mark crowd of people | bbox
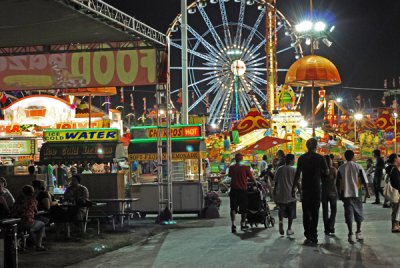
[228,138,400,245]
[0,172,90,251]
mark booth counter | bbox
[128,124,207,215]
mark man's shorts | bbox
[229,188,248,214]
[278,201,297,220]
[343,197,364,224]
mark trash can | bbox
[0,218,20,268]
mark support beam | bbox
[181,0,188,124]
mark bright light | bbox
[314,21,326,32]
[159,110,166,115]
[354,113,363,121]
[295,20,313,32]
[394,112,398,119]
[299,120,308,128]
[305,38,311,46]
[322,38,333,47]
[329,25,335,32]
[211,123,217,129]
[336,97,343,103]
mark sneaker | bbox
[279,222,284,235]
[240,224,249,231]
[371,201,381,205]
[231,225,237,233]
[348,233,355,244]
[356,232,364,241]
[383,203,391,208]
[303,239,312,245]
[36,246,46,252]
[286,229,294,236]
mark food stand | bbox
[40,128,127,206]
[128,124,207,215]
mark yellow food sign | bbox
[43,128,119,142]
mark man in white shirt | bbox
[337,150,370,243]
[258,155,268,178]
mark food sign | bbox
[0,48,156,90]
[43,128,119,142]
[0,140,35,155]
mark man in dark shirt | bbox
[372,149,386,206]
[228,153,256,233]
[292,138,329,245]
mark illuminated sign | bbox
[0,48,156,91]
[0,140,35,155]
[55,120,111,129]
[129,152,201,161]
[131,125,202,140]
[43,128,119,142]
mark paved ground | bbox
[66,195,400,268]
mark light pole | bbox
[335,97,343,127]
[354,113,363,143]
[294,18,334,137]
[394,112,398,153]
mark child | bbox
[274,154,299,236]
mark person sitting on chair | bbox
[0,177,14,218]
[11,185,46,251]
[64,175,90,221]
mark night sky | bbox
[103,0,400,117]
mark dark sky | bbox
[104,0,400,113]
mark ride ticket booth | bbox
[40,128,127,203]
[128,124,207,216]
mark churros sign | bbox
[0,48,156,90]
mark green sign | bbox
[0,140,35,155]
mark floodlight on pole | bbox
[299,120,309,128]
[314,21,326,32]
[354,113,363,143]
[336,97,343,103]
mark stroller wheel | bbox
[255,223,258,227]
[270,217,275,227]
[250,223,254,227]
[264,218,268,228]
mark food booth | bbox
[40,127,126,196]
[128,124,207,215]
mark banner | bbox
[0,140,35,155]
[43,128,119,142]
[129,152,201,161]
[131,125,202,139]
[0,49,156,90]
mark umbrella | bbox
[245,136,290,151]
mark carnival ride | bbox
[167,0,303,130]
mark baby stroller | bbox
[246,181,275,228]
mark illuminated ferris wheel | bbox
[168,0,303,130]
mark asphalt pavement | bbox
[67,195,400,268]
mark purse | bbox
[384,181,400,203]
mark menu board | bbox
[0,140,35,155]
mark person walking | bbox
[337,150,370,243]
[274,154,299,237]
[228,153,256,233]
[385,154,400,232]
[258,155,268,179]
[321,155,338,235]
[292,138,329,245]
[372,149,386,206]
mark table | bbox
[52,202,107,237]
[90,198,140,227]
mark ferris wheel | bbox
[167,0,303,130]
